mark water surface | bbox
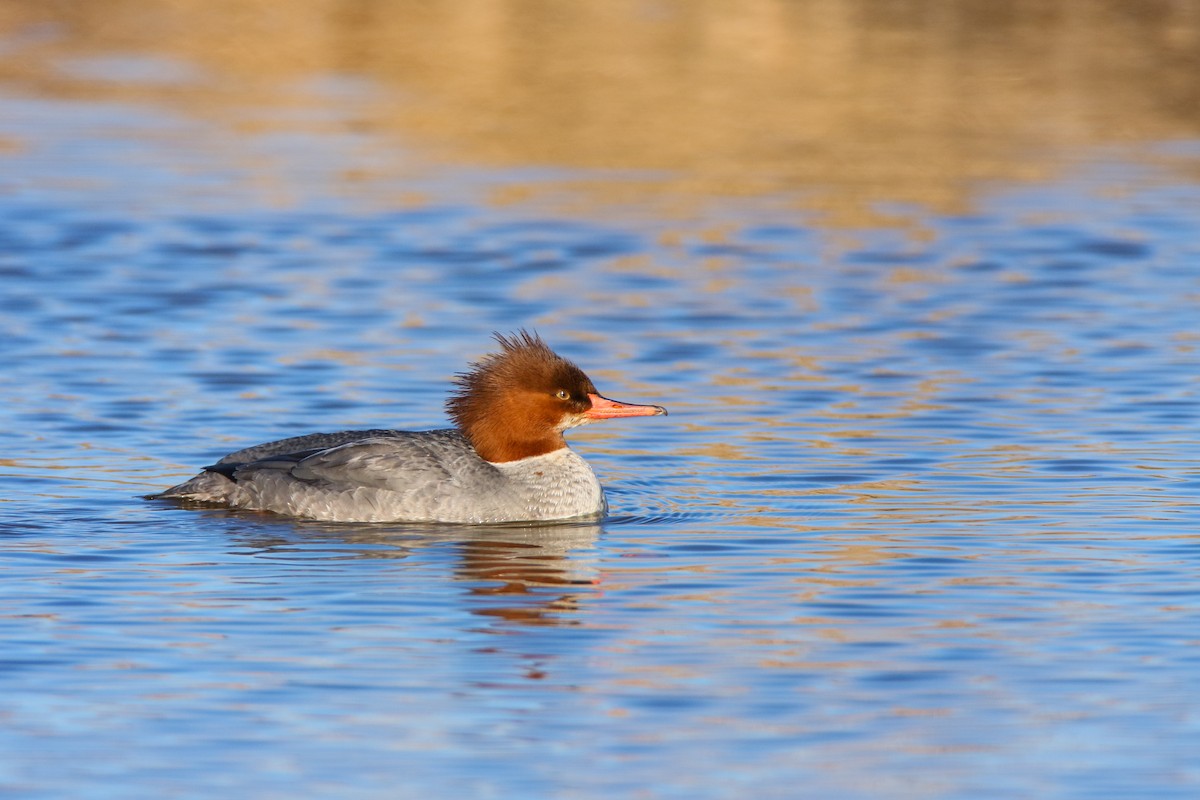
[2,3,1199,798]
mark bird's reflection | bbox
[453,523,601,625]
[212,510,603,628]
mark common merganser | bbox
[155,331,667,523]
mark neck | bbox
[465,425,567,463]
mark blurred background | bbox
[4,0,1199,219]
[2,2,1199,799]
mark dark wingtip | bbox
[203,462,239,481]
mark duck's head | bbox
[446,330,667,463]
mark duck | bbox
[155,331,667,523]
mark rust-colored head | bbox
[446,331,666,463]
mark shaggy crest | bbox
[446,331,597,461]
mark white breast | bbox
[492,447,607,521]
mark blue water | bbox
[3,92,1200,800]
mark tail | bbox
[150,469,238,503]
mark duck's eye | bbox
[555,390,570,400]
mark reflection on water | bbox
[225,517,603,627]
[1,1,1200,798]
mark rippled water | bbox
[4,11,1200,799]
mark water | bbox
[3,3,1200,798]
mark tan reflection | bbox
[453,524,601,626]
[2,0,1199,222]
[224,517,601,627]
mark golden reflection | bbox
[2,0,1198,222]
[223,518,602,627]
[453,525,601,625]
